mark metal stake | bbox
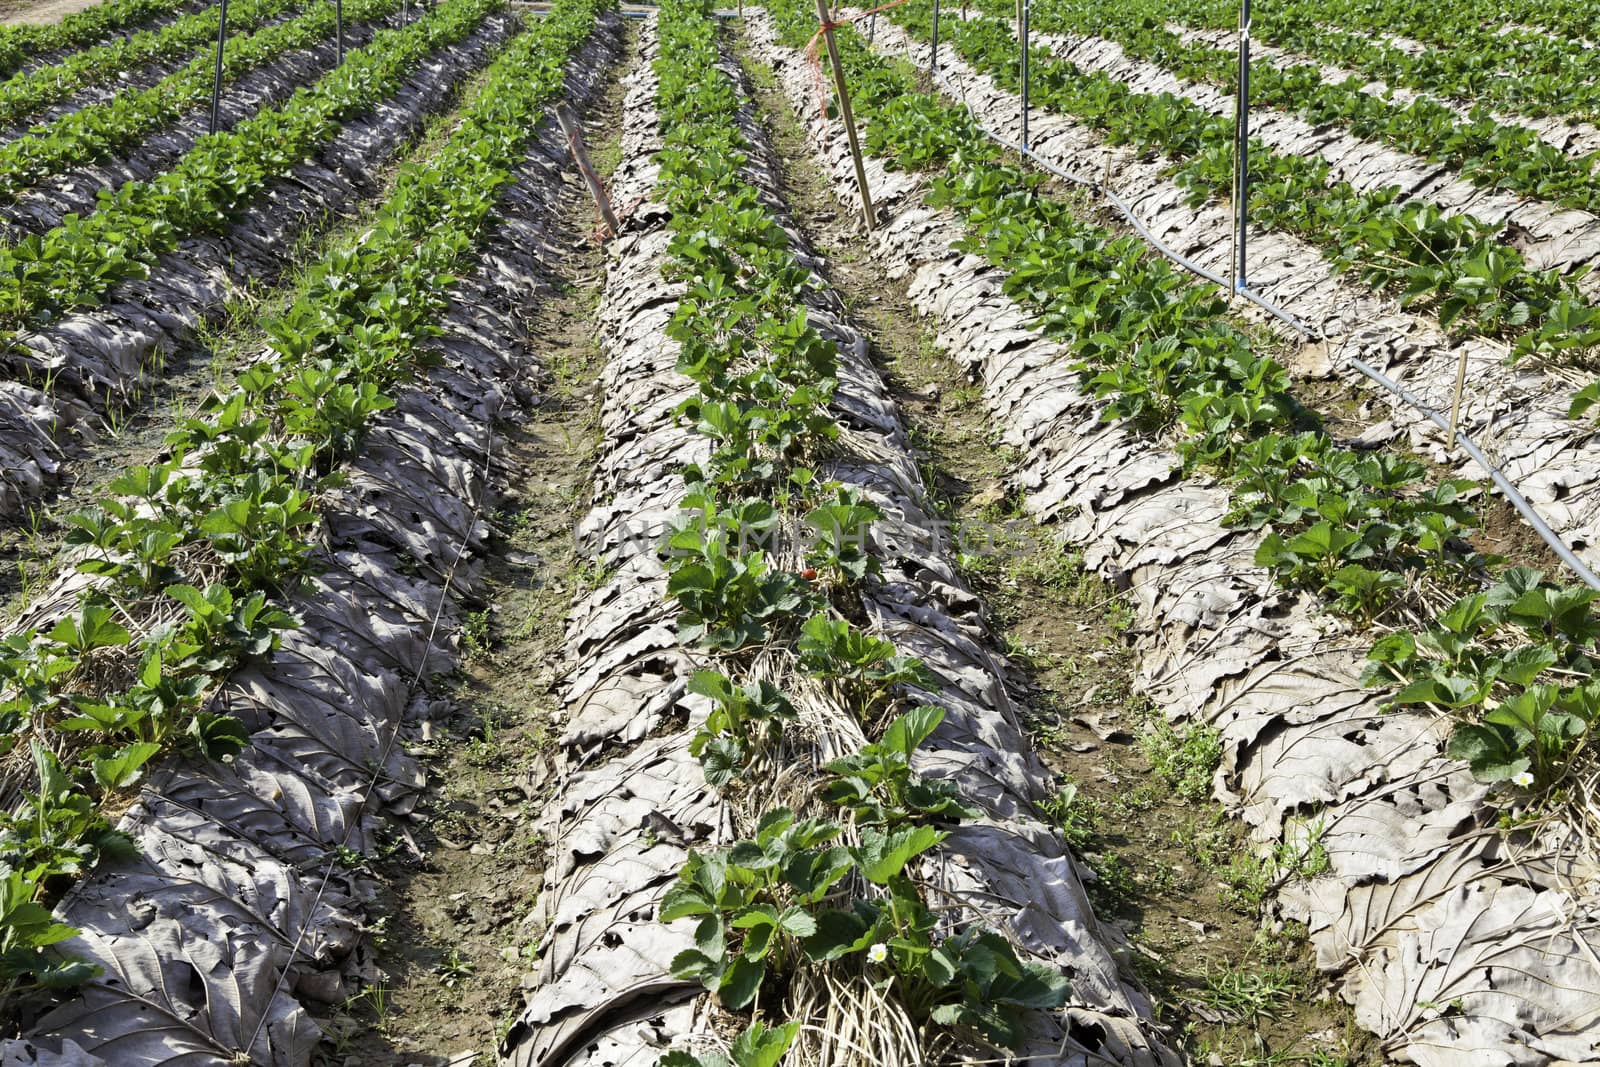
[1230,0,1250,292]
[209,0,228,134]
[1018,0,1029,152]
[930,0,939,74]
[336,0,345,63]
[815,0,876,231]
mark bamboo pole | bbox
[1447,345,1470,450]
[815,0,875,230]
[556,103,621,239]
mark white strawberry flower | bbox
[1511,770,1535,788]
[867,942,888,964]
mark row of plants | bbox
[0,0,603,1008]
[1007,0,1600,217]
[761,5,1600,799]
[0,0,195,81]
[0,0,408,207]
[647,2,1072,1062]
[0,0,296,134]
[1158,0,1600,123]
[888,7,1600,375]
[0,0,501,343]
[1290,0,1600,44]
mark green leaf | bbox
[717,955,765,1010]
[688,669,737,704]
[802,905,879,961]
[728,840,775,872]
[1392,674,1485,709]
[184,712,248,760]
[90,742,162,790]
[660,881,714,922]
[1495,645,1560,687]
[730,905,779,931]
[784,845,853,902]
[139,644,163,690]
[882,705,944,758]
[1446,723,1529,782]
[995,960,1074,1009]
[162,583,214,617]
[1253,531,1291,568]
[923,944,958,986]
[47,602,129,653]
[0,871,80,963]
[852,825,946,884]
[669,948,718,985]
[742,921,775,961]
[33,957,101,989]
[1569,379,1600,420]
[754,807,796,844]
[694,915,723,959]
[777,905,816,938]
[700,736,745,787]
[728,1020,799,1067]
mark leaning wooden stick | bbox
[556,102,621,239]
[814,0,876,231]
[1447,343,1470,451]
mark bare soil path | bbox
[316,25,631,1064]
[0,0,107,26]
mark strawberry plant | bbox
[667,533,811,651]
[688,670,797,787]
[1367,568,1600,789]
[822,706,979,827]
[796,615,936,720]
[660,1020,800,1067]
[802,488,881,584]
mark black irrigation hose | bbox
[913,36,1600,594]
